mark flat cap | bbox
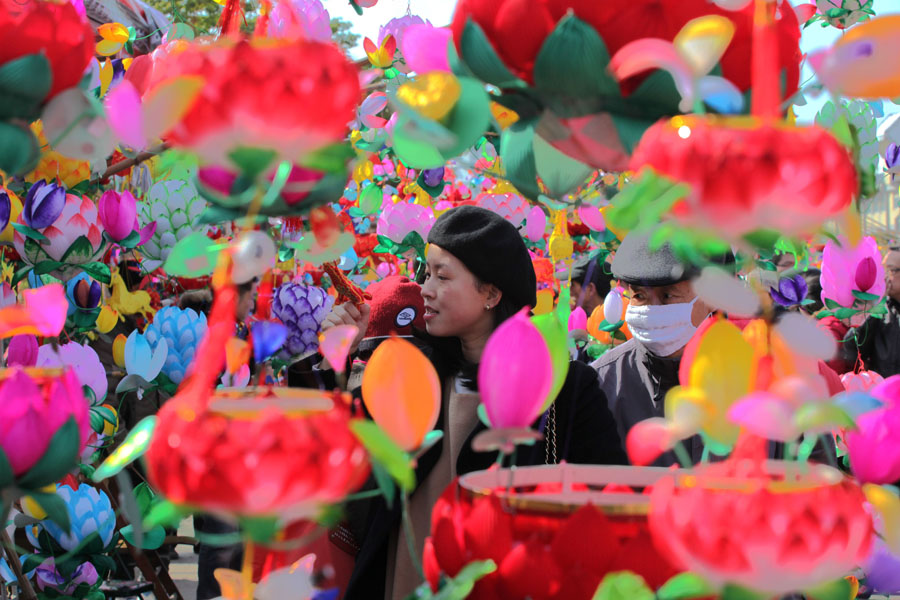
[611,231,694,287]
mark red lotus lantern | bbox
[629,115,857,238]
[145,36,360,170]
[447,0,801,192]
[424,465,680,600]
[648,438,873,595]
[0,0,94,105]
[145,386,370,519]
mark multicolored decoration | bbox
[146,387,369,519]
[271,283,334,358]
[649,440,874,596]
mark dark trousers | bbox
[195,516,243,600]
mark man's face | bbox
[570,280,601,315]
[626,280,710,327]
[884,250,900,302]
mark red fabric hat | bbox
[365,275,425,339]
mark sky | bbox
[327,0,900,124]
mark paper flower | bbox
[24,121,92,188]
[451,0,800,92]
[37,342,108,404]
[809,14,900,100]
[123,330,168,383]
[98,189,137,241]
[145,37,359,169]
[31,484,115,552]
[95,22,130,56]
[769,274,809,307]
[821,236,885,308]
[379,14,427,47]
[610,15,744,113]
[146,389,369,518]
[816,99,879,179]
[476,193,529,227]
[21,180,65,230]
[628,319,754,464]
[649,445,874,595]
[0,0,94,104]
[65,272,101,313]
[630,116,857,238]
[267,0,332,42]
[364,35,396,68]
[271,283,334,358]
[0,368,90,477]
[356,92,389,130]
[479,309,553,429]
[34,559,98,595]
[7,334,38,367]
[138,177,210,271]
[845,376,900,484]
[143,307,208,384]
[376,201,435,244]
[399,24,451,74]
[13,192,107,267]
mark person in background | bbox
[307,206,626,599]
[570,252,614,318]
[592,231,714,466]
[840,246,900,377]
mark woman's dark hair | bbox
[179,289,213,316]
[236,278,258,296]
[118,259,143,291]
[801,268,824,315]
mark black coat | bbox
[841,298,900,377]
[288,357,626,599]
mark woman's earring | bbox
[485,304,491,310]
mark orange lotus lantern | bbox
[648,438,874,596]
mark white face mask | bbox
[625,297,700,357]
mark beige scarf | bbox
[384,378,481,599]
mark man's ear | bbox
[585,282,598,300]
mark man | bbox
[570,252,614,317]
[592,232,713,465]
[841,246,900,377]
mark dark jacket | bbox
[593,338,837,467]
[289,356,626,599]
[840,298,900,377]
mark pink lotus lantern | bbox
[0,367,91,482]
[476,193,528,227]
[375,201,435,244]
[845,376,900,484]
[821,235,885,308]
[13,191,107,274]
[478,308,552,429]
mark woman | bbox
[304,206,626,599]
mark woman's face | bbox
[421,245,497,339]
[236,282,257,322]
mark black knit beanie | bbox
[427,205,537,309]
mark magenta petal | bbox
[137,221,157,246]
[7,334,38,367]
[855,256,878,293]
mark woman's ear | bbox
[485,284,502,306]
